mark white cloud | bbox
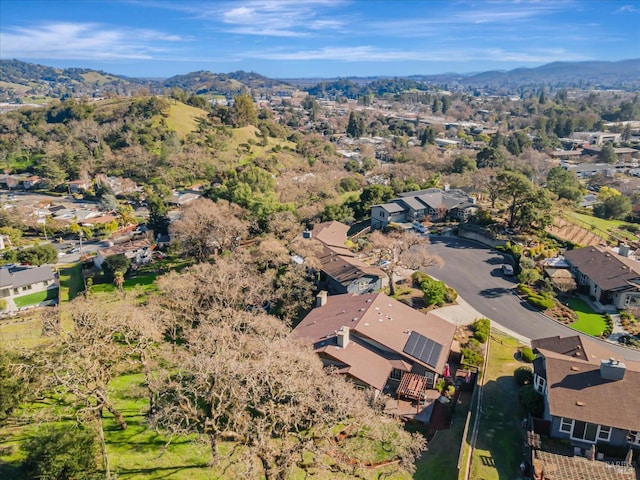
[214,0,346,37]
[240,45,591,63]
[0,22,187,60]
[613,5,640,14]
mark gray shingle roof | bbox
[0,265,55,289]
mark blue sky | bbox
[1,0,638,79]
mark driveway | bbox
[424,236,640,362]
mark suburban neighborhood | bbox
[1,2,640,478]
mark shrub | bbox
[461,347,483,366]
[471,318,491,344]
[518,284,534,296]
[411,271,429,287]
[527,294,554,310]
[421,277,447,307]
[514,366,533,386]
[519,384,544,417]
[520,346,536,363]
[22,425,100,480]
[444,286,458,303]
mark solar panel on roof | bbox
[403,331,443,368]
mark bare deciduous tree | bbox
[151,310,425,480]
[170,198,250,261]
[366,230,442,295]
[34,296,161,479]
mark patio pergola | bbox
[396,372,428,401]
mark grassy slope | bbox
[567,298,608,336]
[470,332,526,480]
[569,211,638,243]
[164,102,208,139]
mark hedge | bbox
[527,294,554,310]
[471,318,491,344]
[520,347,536,363]
[514,366,533,386]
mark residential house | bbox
[0,265,57,302]
[291,291,456,396]
[94,239,153,269]
[531,335,640,451]
[22,175,40,190]
[168,190,201,207]
[571,132,621,146]
[564,246,640,309]
[371,188,478,230]
[309,221,385,294]
[66,179,91,194]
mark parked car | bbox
[412,221,428,234]
[501,264,514,276]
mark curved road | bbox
[424,236,640,362]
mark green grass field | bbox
[567,298,608,336]
[414,392,471,479]
[59,264,85,302]
[91,273,158,294]
[13,287,58,308]
[0,370,413,480]
[470,332,526,480]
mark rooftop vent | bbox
[600,358,626,381]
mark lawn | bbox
[58,264,84,302]
[13,287,58,308]
[566,297,608,336]
[470,331,526,480]
[0,312,47,348]
[570,212,638,243]
[91,273,158,294]
[1,370,412,480]
[414,391,471,479]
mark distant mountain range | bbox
[1,58,638,102]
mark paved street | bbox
[424,235,640,362]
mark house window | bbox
[571,420,599,443]
[358,280,368,291]
[534,375,546,394]
[559,417,572,433]
[380,211,385,218]
[13,288,19,295]
[598,426,612,442]
[424,372,435,389]
[629,431,640,446]
[389,369,403,382]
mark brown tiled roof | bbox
[291,293,456,389]
[97,238,152,257]
[318,246,384,284]
[564,246,640,291]
[311,221,350,248]
[533,335,640,431]
[312,221,385,286]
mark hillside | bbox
[164,102,209,139]
[3,58,640,104]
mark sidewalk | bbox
[434,295,531,345]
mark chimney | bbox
[337,326,350,348]
[600,358,626,381]
[316,290,328,307]
[618,244,631,257]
